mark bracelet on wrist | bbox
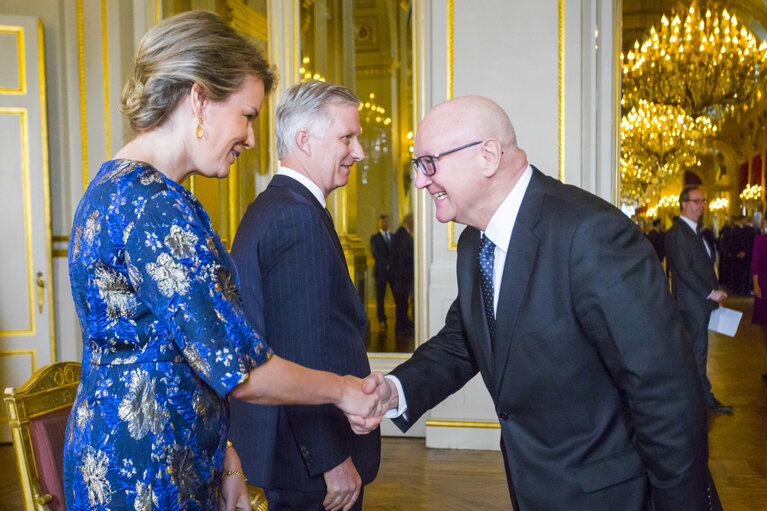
[226,440,233,449]
[222,469,247,484]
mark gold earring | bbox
[195,117,204,139]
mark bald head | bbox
[412,95,528,230]
[417,95,518,153]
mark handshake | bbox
[338,372,400,435]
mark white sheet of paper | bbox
[708,307,743,337]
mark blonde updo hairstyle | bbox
[121,10,276,133]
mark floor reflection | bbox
[364,303,415,353]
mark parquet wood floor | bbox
[1,297,765,510]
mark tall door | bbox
[0,15,54,442]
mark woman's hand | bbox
[219,446,250,511]
[337,375,386,428]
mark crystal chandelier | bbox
[622,3,767,125]
[621,100,714,205]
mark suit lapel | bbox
[491,170,544,398]
[270,175,346,261]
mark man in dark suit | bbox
[353,96,717,510]
[370,214,393,328]
[229,80,380,511]
[391,213,414,335]
[646,218,665,263]
[665,186,731,414]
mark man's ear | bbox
[190,83,207,119]
[480,138,503,177]
[295,128,312,157]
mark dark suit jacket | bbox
[391,168,709,511]
[228,174,380,491]
[665,218,719,321]
[370,231,392,279]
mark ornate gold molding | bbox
[558,0,565,182]
[426,419,500,429]
[101,0,110,159]
[0,108,35,338]
[0,25,26,94]
[76,0,88,192]
[38,19,56,363]
[613,0,621,205]
[0,349,37,375]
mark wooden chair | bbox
[4,362,81,511]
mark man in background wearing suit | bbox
[229,80,380,511]
[391,213,414,336]
[370,214,394,328]
[665,186,731,414]
[353,96,717,510]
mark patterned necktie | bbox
[478,234,496,339]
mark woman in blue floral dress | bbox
[64,11,382,511]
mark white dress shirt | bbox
[679,214,711,258]
[384,165,534,418]
[277,166,326,207]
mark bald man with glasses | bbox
[354,96,720,511]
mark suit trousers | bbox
[265,486,364,511]
[678,309,715,405]
[374,275,393,323]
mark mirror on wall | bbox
[300,0,415,353]
[161,0,271,249]
[160,0,416,353]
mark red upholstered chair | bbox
[4,362,81,511]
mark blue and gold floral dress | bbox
[63,159,272,510]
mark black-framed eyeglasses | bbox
[411,140,483,177]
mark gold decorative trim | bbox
[446,2,457,250]
[414,0,426,348]
[0,349,37,374]
[426,419,500,429]
[292,0,299,86]
[155,0,161,24]
[52,235,69,242]
[368,354,412,359]
[0,108,35,338]
[76,0,88,192]
[613,0,621,206]
[227,0,268,39]
[0,25,26,95]
[446,0,453,100]
[101,0,110,159]
[558,0,564,182]
[38,20,56,363]
[52,249,68,258]
[284,2,291,84]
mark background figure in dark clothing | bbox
[391,213,414,336]
[666,186,731,414]
[371,214,394,328]
[718,220,735,290]
[646,218,665,263]
[752,218,767,380]
[733,216,757,295]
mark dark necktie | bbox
[478,234,496,339]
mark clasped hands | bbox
[339,372,398,435]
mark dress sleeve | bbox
[115,174,272,398]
